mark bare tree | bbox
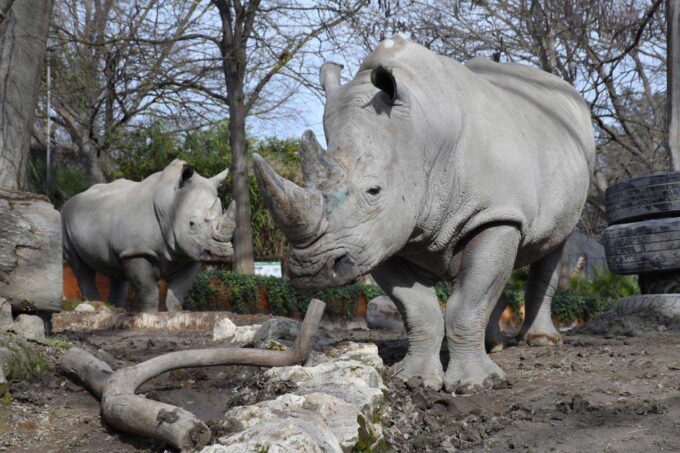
[207,0,368,274]
[44,0,221,182]
[0,0,54,189]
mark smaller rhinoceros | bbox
[62,160,235,312]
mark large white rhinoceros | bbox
[253,36,595,393]
[62,160,235,312]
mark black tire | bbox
[616,294,680,319]
[604,218,680,274]
[639,272,680,294]
[606,172,680,225]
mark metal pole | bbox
[668,0,680,171]
[46,50,51,192]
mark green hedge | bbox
[185,267,638,323]
[185,269,384,319]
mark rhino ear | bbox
[320,62,343,96]
[178,164,194,189]
[210,168,229,189]
[371,65,397,103]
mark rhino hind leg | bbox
[444,225,520,394]
[123,257,160,312]
[67,251,100,301]
[165,262,201,312]
[517,243,564,346]
[108,279,129,307]
[371,257,445,390]
[485,293,509,353]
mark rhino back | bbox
[457,57,594,257]
[62,177,163,276]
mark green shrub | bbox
[28,158,94,209]
[185,270,386,319]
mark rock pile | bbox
[201,341,387,452]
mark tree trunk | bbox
[0,189,62,313]
[228,82,255,274]
[668,0,680,171]
[0,0,54,190]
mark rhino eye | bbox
[366,186,382,196]
[189,221,195,228]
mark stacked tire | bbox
[603,172,680,318]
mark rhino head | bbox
[254,42,431,288]
[156,160,236,263]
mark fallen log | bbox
[60,299,326,451]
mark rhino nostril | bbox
[332,253,352,276]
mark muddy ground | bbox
[1,311,679,453]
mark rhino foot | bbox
[522,332,563,346]
[444,354,510,394]
[389,353,444,390]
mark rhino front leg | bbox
[517,243,564,346]
[165,262,202,312]
[444,224,520,394]
[123,257,160,312]
[371,257,445,389]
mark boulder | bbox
[212,317,237,341]
[0,298,12,332]
[0,190,62,313]
[324,341,384,370]
[254,318,301,342]
[219,392,363,453]
[366,296,404,331]
[11,314,45,342]
[209,418,342,453]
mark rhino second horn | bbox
[253,153,326,247]
[212,201,236,242]
[320,62,343,96]
[300,130,337,188]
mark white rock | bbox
[326,342,384,370]
[232,325,260,345]
[221,392,362,452]
[0,298,12,332]
[75,302,96,313]
[214,418,342,453]
[213,318,261,345]
[11,314,45,342]
[367,296,404,332]
[213,317,237,341]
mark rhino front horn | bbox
[252,153,327,247]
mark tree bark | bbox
[668,0,680,171]
[0,189,62,313]
[60,299,326,451]
[229,82,255,274]
[0,0,54,190]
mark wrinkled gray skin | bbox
[62,160,235,312]
[254,37,595,393]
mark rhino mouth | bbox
[200,241,233,263]
[287,243,372,289]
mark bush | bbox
[185,270,386,319]
[28,158,94,209]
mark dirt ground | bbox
[1,312,679,453]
